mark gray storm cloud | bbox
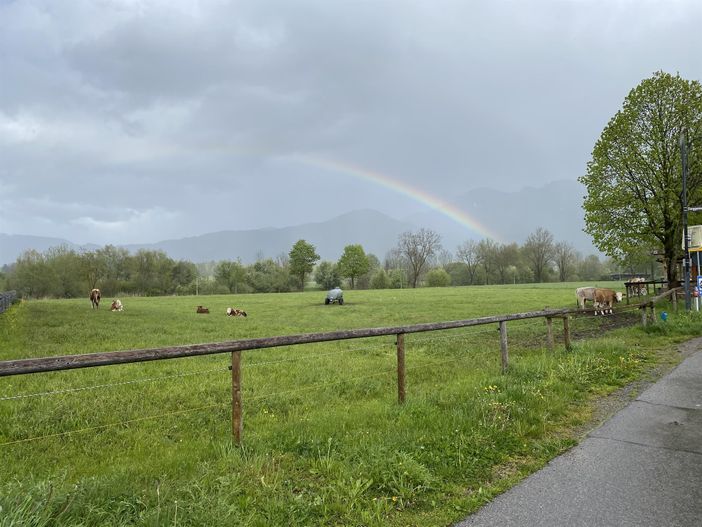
[1,0,700,244]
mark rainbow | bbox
[289,155,504,242]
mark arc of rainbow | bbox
[288,155,503,242]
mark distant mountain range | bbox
[0,180,598,266]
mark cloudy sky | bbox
[1,0,701,245]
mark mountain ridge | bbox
[0,181,598,266]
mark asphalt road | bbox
[456,345,702,527]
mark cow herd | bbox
[90,289,124,311]
[575,286,623,315]
[91,285,624,318]
[90,289,247,317]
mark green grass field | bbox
[0,283,698,526]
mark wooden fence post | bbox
[562,316,572,351]
[231,351,243,445]
[396,333,406,404]
[641,306,647,327]
[673,291,678,313]
[650,303,656,324]
[499,321,509,374]
[545,317,554,351]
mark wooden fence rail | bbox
[0,288,680,444]
[0,308,575,377]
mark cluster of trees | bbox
[1,246,199,299]
[1,226,642,300]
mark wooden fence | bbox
[0,289,677,444]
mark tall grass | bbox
[0,284,697,526]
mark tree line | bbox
[0,226,654,300]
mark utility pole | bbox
[681,130,692,311]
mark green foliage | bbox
[0,284,690,526]
[442,262,470,286]
[425,268,451,287]
[314,261,341,290]
[579,71,702,284]
[289,240,320,291]
[387,269,407,289]
[214,260,246,293]
[337,244,370,289]
[245,259,293,293]
[370,269,391,289]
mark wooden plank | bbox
[396,333,406,404]
[231,351,242,445]
[562,316,571,351]
[546,317,554,351]
[499,321,508,374]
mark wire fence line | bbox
[0,353,475,448]
[0,291,17,315]
[0,365,231,401]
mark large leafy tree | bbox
[580,71,702,286]
[337,244,370,289]
[288,239,320,291]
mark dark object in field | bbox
[90,288,101,309]
[325,287,344,305]
[196,306,210,314]
[226,307,247,317]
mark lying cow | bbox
[196,306,210,314]
[226,307,247,317]
[575,287,596,309]
[110,299,123,311]
[90,288,101,309]
[593,288,623,315]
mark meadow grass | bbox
[0,283,699,526]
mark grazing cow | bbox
[90,288,101,309]
[575,287,597,309]
[226,307,247,317]
[593,288,623,315]
[196,306,210,314]
[110,299,123,312]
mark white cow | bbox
[576,287,597,309]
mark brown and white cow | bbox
[226,307,247,317]
[593,288,623,315]
[90,288,101,309]
[110,299,123,311]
